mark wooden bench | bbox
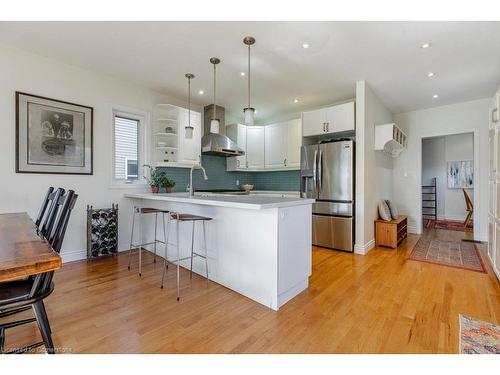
[375,215,408,249]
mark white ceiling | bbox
[1,21,499,123]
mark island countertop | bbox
[125,192,314,210]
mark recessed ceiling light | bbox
[198,90,204,95]
[427,72,435,78]
[433,94,439,98]
[240,72,245,76]
[421,42,431,49]
[302,42,310,49]
[294,98,299,103]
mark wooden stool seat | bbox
[140,207,170,214]
[172,213,212,221]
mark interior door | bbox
[265,123,287,169]
[318,141,353,201]
[286,119,302,168]
[246,126,265,169]
[302,109,326,136]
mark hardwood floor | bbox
[2,228,499,353]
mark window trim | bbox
[109,105,150,188]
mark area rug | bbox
[459,315,500,354]
[425,219,472,232]
[408,238,486,273]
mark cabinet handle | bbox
[323,123,326,132]
[493,108,498,123]
[284,158,287,167]
[237,159,240,168]
[327,122,330,132]
[246,161,249,168]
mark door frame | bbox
[416,129,479,239]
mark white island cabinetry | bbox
[125,193,313,310]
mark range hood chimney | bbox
[201,104,244,157]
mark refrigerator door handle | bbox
[313,149,318,188]
[318,149,323,193]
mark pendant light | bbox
[243,36,256,126]
[184,73,195,139]
[210,57,221,134]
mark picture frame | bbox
[16,91,93,175]
[447,160,474,189]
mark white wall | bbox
[0,43,197,262]
[393,98,490,240]
[355,81,394,254]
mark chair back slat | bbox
[49,191,78,253]
[40,188,65,240]
[31,189,78,297]
[35,187,54,232]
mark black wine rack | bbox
[87,204,118,259]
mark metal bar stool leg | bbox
[203,220,209,286]
[190,220,195,279]
[128,208,136,271]
[161,213,171,289]
[153,212,158,263]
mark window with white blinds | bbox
[113,114,140,181]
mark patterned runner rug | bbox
[408,238,486,273]
[459,315,500,354]
[425,219,472,232]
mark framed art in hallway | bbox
[16,91,93,174]
[447,160,473,189]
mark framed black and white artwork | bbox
[16,92,93,174]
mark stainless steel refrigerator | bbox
[300,140,354,252]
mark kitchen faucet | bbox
[189,164,208,197]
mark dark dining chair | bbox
[0,189,78,354]
[35,186,54,233]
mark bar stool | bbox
[161,212,212,300]
[128,207,170,276]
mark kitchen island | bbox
[125,192,314,310]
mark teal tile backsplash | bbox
[158,155,300,192]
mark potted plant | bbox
[163,177,176,193]
[143,164,167,193]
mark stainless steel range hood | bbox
[201,104,244,157]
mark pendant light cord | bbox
[188,76,191,127]
[213,63,217,120]
[247,44,251,109]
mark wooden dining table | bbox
[0,212,61,283]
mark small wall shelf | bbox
[374,122,407,157]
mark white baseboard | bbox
[60,249,87,263]
[354,238,375,255]
[408,225,419,234]
[486,252,500,281]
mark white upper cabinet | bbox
[265,123,287,169]
[286,118,302,168]
[226,119,302,172]
[325,102,355,133]
[246,126,265,169]
[177,109,201,165]
[302,101,355,137]
[302,109,326,136]
[226,123,247,171]
[152,104,201,168]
